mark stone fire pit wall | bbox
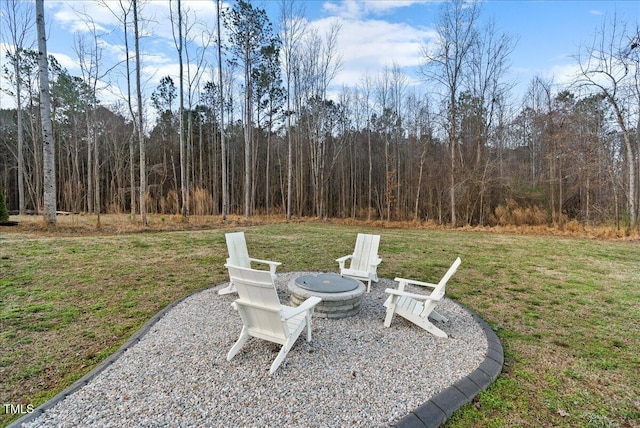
[288,275,366,319]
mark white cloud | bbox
[323,0,362,19]
[362,0,432,16]
[309,16,436,88]
[142,62,179,85]
[544,63,581,87]
[0,42,16,109]
[48,1,120,33]
[136,0,217,47]
[322,0,431,19]
[49,50,79,72]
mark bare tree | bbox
[2,0,33,215]
[390,63,407,219]
[410,93,434,220]
[104,0,137,219]
[376,66,392,220]
[358,72,374,220]
[217,0,227,220]
[279,0,306,220]
[576,13,639,228]
[12,49,43,212]
[463,17,515,224]
[72,7,109,226]
[170,1,212,217]
[36,0,56,224]
[169,0,188,219]
[467,18,515,166]
[132,0,147,225]
[421,0,480,226]
[300,22,341,217]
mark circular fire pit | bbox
[288,273,365,319]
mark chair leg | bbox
[305,314,312,342]
[270,341,293,375]
[367,278,371,293]
[227,328,249,361]
[430,310,448,323]
[383,303,396,328]
[218,282,237,295]
[422,321,448,338]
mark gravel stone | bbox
[22,272,488,427]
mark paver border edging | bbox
[7,283,502,428]
[394,304,504,428]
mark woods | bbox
[1,0,640,228]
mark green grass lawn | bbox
[1,220,639,427]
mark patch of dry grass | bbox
[6,213,638,239]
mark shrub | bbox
[490,199,549,226]
[191,187,213,216]
[0,192,9,222]
[164,190,179,215]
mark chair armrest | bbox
[249,258,282,268]
[384,288,442,302]
[371,257,382,267]
[394,277,438,289]
[283,296,322,319]
[336,254,353,270]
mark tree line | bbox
[1,0,639,229]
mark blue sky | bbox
[1,0,639,111]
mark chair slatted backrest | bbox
[351,233,380,272]
[421,257,461,316]
[226,232,251,268]
[226,264,287,342]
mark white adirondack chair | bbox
[218,231,282,295]
[336,233,382,292]
[225,264,322,375]
[383,257,461,338]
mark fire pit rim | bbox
[294,272,361,293]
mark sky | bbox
[1,0,639,113]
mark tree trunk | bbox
[610,101,637,228]
[217,0,227,221]
[94,124,100,225]
[15,59,26,215]
[367,123,372,221]
[384,130,392,221]
[244,50,252,219]
[87,113,93,213]
[199,114,203,188]
[133,0,146,225]
[266,107,273,216]
[172,0,187,219]
[4,0,31,215]
[122,2,136,220]
[286,88,292,220]
[36,0,56,225]
[415,144,427,220]
[449,97,456,227]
